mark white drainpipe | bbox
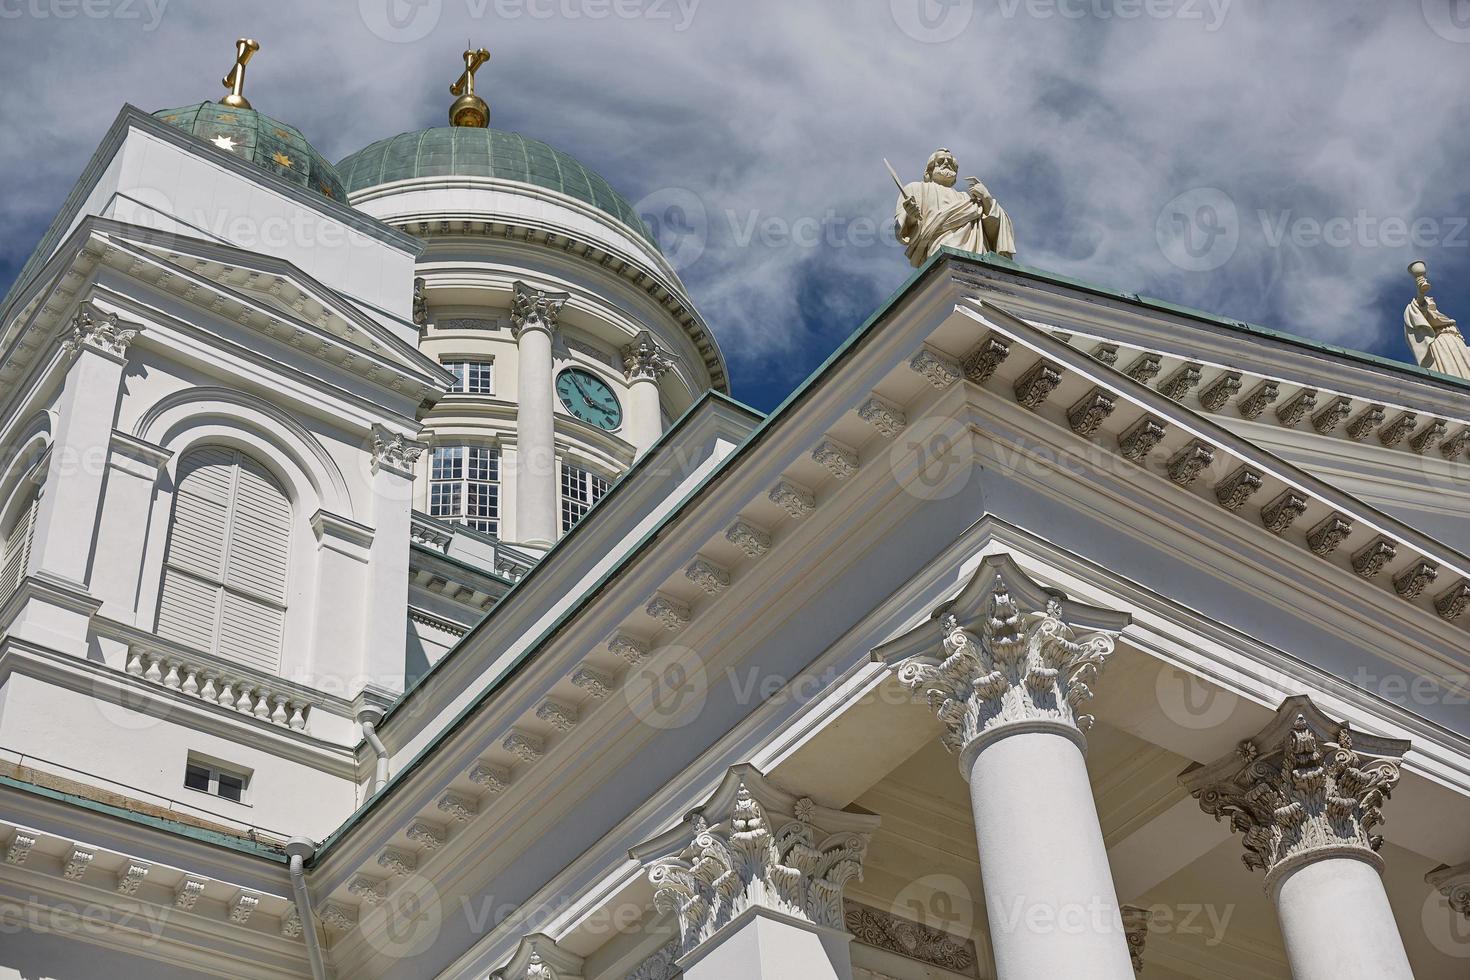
[285,838,327,980]
[358,706,389,795]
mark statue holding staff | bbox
[890,148,1016,267]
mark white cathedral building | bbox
[0,41,1468,980]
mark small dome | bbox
[153,102,347,202]
[336,127,656,250]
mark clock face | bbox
[556,367,623,431]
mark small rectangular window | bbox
[561,461,610,533]
[443,359,494,395]
[183,755,251,804]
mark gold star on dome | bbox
[211,134,237,151]
[320,186,334,199]
[272,151,294,168]
[217,112,237,123]
[273,128,292,140]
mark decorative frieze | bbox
[281,905,303,939]
[1090,342,1120,366]
[1118,416,1167,463]
[571,667,614,699]
[961,335,1010,384]
[1260,491,1308,534]
[503,731,545,764]
[319,902,357,932]
[1198,372,1242,412]
[1379,412,1417,447]
[1393,559,1437,598]
[437,791,479,822]
[348,874,388,905]
[116,862,149,895]
[811,439,859,479]
[1182,697,1407,887]
[768,480,815,519]
[61,301,142,361]
[1121,905,1154,975]
[1215,465,1263,511]
[1167,440,1215,487]
[896,573,1117,754]
[1346,404,1387,441]
[643,767,879,959]
[857,397,907,437]
[1067,388,1116,437]
[1125,352,1162,383]
[509,281,568,338]
[684,557,731,595]
[175,877,207,910]
[1351,538,1397,578]
[725,520,771,559]
[536,700,579,733]
[646,594,693,631]
[1411,419,1450,454]
[1013,360,1062,409]
[1435,581,1470,621]
[910,347,963,388]
[4,832,35,865]
[1440,427,1470,460]
[1237,380,1280,420]
[1157,362,1203,401]
[844,901,978,976]
[624,940,679,980]
[469,764,512,794]
[406,820,447,851]
[1275,388,1318,426]
[63,848,94,880]
[1311,396,1353,434]
[1306,514,1353,556]
[492,934,585,980]
[608,634,649,666]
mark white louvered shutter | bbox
[0,491,39,603]
[157,449,290,671]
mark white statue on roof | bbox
[1404,260,1470,381]
[891,148,1016,267]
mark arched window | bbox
[156,447,291,672]
[0,489,39,603]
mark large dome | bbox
[153,102,347,201]
[336,127,656,249]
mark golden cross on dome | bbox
[448,45,491,128]
[220,38,260,110]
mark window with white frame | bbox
[443,359,494,394]
[430,445,500,535]
[0,489,38,604]
[183,754,251,804]
[561,461,609,533]
[156,448,291,673]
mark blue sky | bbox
[2,0,1468,411]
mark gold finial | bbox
[449,45,491,128]
[220,38,260,110]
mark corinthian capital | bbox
[635,765,880,959]
[882,554,1125,763]
[1181,696,1409,889]
[510,281,569,339]
[61,301,142,362]
[622,330,674,381]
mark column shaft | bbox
[511,282,566,550]
[968,732,1135,980]
[625,375,663,457]
[1275,857,1414,980]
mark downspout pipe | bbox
[358,706,389,795]
[285,838,327,980]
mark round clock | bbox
[556,367,623,431]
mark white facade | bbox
[0,96,1469,980]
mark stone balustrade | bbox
[124,647,312,731]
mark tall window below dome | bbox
[156,448,291,673]
[561,461,609,533]
[430,446,499,536]
[0,489,39,604]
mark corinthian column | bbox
[621,330,673,458]
[888,555,1135,980]
[511,282,568,550]
[1181,696,1413,980]
[636,764,880,980]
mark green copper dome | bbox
[153,103,348,202]
[336,127,656,249]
